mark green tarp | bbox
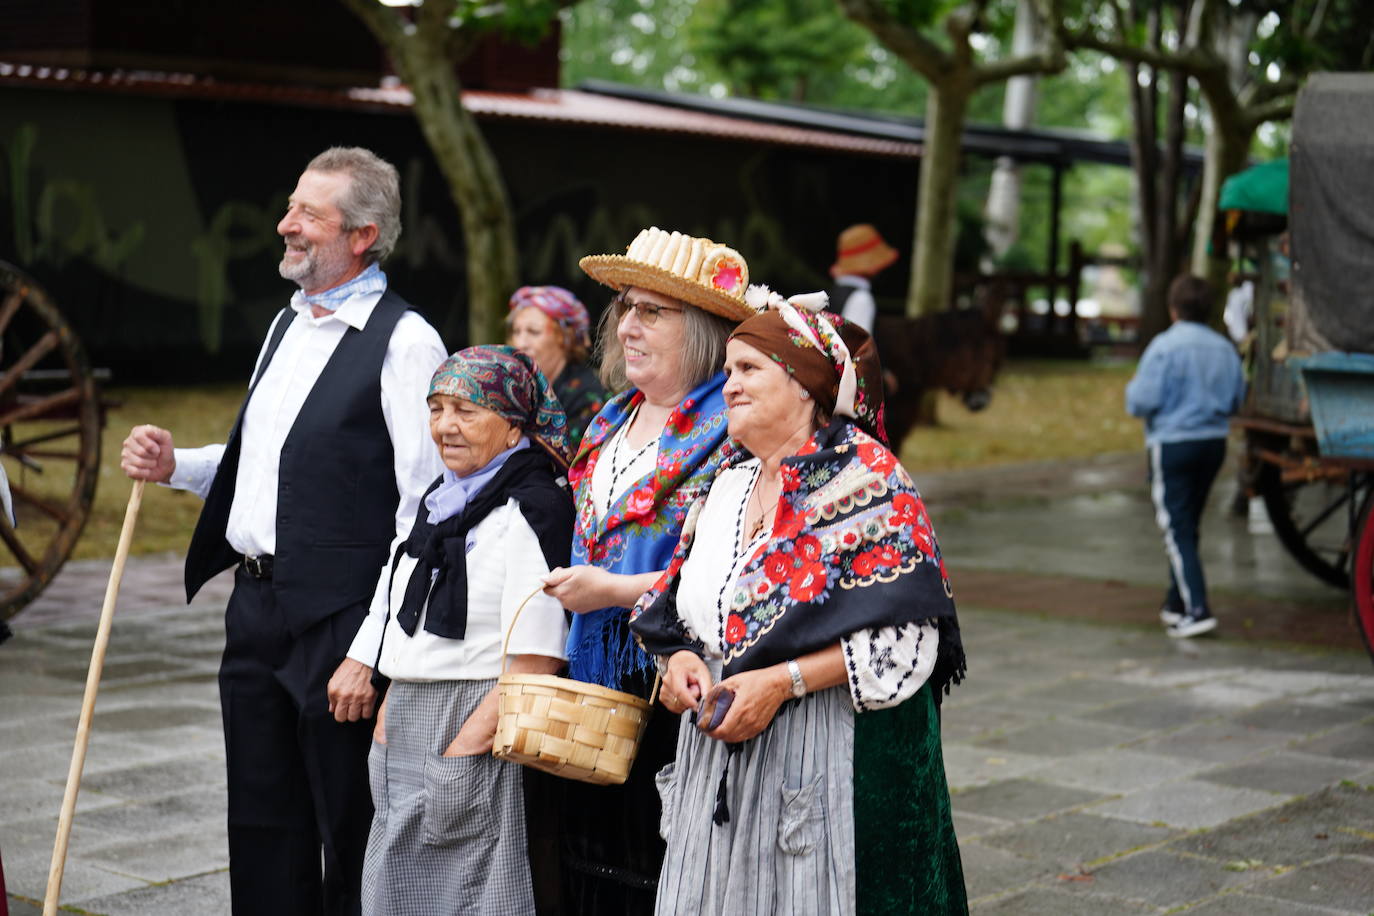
[1219,157,1288,215]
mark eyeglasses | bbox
[614,295,683,327]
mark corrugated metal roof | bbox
[0,62,919,159]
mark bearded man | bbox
[121,147,446,916]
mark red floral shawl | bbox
[630,418,965,699]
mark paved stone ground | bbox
[3,454,1373,915]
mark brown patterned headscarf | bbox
[730,287,888,443]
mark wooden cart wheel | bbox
[0,261,101,619]
[1255,462,1353,589]
[1349,493,1374,664]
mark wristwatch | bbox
[786,660,807,699]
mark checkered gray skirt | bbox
[362,678,534,916]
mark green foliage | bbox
[561,0,935,109]
[449,0,569,42]
[687,0,870,100]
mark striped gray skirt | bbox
[653,684,857,916]
[362,678,534,916]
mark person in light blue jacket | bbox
[1126,275,1246,638]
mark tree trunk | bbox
[384,35,518,346]
[908,79,973,318]
[1189,115,1253,290]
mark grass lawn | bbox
[899,358,1141,472]
[59,358,1139,561]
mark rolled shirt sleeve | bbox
[166,443,227,499]
[380,312,448,543]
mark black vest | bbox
[184,290,411,636]
[827,281,859,315]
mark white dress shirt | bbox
[347,499,569,681]
[167,287,447,557]
[835,275,876,335]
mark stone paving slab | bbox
[1242,854,1374,914]
[1025,747,1207,794]
[951,779,1108,822]
[1179,892,1364,915]
[971,885,1161,915]
[976,811,1177,869]
[1090,778,1287,830]
[1054,849,1262,910]
[1199,750,1370,796]
[1171,783,1374,864]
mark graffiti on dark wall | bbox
[1,87,916,381]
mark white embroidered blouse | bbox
[672,459,939,712]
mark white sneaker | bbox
[1167,614,1217,638]
[1159,607,1184,626]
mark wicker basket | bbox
[493,587,659,785]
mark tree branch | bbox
[835,0,953,81]
[974,48,1064,85]
[1242,96,1295,128]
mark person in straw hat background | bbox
[828,222,900,336]
[538,228,755,914]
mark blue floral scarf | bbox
[565,373,734,689]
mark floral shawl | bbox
[565,373,734,688]
[630,418,965,700]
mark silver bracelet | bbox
[786,659,807,699]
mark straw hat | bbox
[580,227,754,322]
[830,223,899,277]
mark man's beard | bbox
[279,237,353,292]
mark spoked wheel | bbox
[1256,461,1356,589]
[0,261,102,619]
[1350,493,1374,664]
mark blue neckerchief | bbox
[565,373,733,689]
[425,438,530,525]
[290,262,387,312]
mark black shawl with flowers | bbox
[630,418,965,700]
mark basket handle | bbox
[501,583,662,705]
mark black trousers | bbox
[219,568,374,916]
[1148,438,1227,615]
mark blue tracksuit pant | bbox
[1148,438,1227,616]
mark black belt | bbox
[241,554,274,579]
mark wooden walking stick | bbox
[43,480,145,916]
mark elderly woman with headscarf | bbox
[630,288,969,915]
[537,228,755,914]
[342,346,575,916]
[507,285,609,449]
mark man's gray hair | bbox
[306,147,401,264]
[595,291,734,393]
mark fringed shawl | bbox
[564,373,734,689]
[630,418,965,700]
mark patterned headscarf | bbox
[731,286,887,443]
[508,285,592,349]
[428,345,572,468]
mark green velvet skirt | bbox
[854,684,968,915]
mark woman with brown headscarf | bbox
[630,287,968,915]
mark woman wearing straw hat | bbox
[539,227,755,914]
[507,285,609,450]
[630,287,968,915]
[342,346,574,916]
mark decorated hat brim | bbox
[579,254,755,323]
[831,243,899,277]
